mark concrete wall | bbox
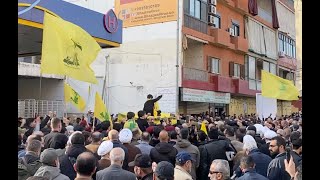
[18,77,64,101]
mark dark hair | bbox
[235,131,245,143]
[91,132,102,143]
[75,152,97,176]
[238,127,246,134]
[27,140,42,153]
[290,131,301,142]
[292,138,302,150]
[197,130,207,142]
[25,118,35,127]
[76,118,81,124]
[240,155,255,169]
[208,127,219,140]
[71,133,85,145]
[82,131,91,146]
[127,112,135,119]
[100,121,111,131]
[153,126,164,138]
[113,123,123,132]
[138,110,146,118]
[147,94,153,99]
[180,128,189,139]
[271,136,286,148]
[169,131,177,140]
[50,133,68,149]
[224,125,235,136]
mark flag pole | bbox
[64,76,68,118]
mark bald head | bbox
[108,130,119,141]
[91,132,102,143]
[159,130,169,142]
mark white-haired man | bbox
[96,147,136,180]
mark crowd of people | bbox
[17,108,302,180]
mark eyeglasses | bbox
[209,171,221,174]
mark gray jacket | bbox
[96,164,136,180]
[174,139,200,180]
[136,140,153,155]
[34,165,70,180]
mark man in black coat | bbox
[143,94,162,116]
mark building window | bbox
[234,63,240,77]
[231,22,240,36]
[279,33,296,58]
[188,0,208,21]
[208,57,220,74]
[213,15,221,28]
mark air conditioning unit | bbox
[209,0,217,6]
[278,51,285,57]
[208,15,215,25]
[209,5,217,15]
[229,28,235,36]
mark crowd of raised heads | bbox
[18,110,302,180]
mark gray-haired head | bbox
[240,156,255,170]
[210,159,230,179]
[110,147,125,166]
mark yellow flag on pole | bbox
[94,92,112,128]
[261,70,299,101]
[200,122,208,135]
[64,83,86,112]
[41,12,101,84]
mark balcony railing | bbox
[184,14,208,34]
[183,67,208,82]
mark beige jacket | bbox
[174,165,193,180]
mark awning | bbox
[18,0,123,56]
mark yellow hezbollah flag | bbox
[261,70,299,100]
[154,101,160,117]
[94,93,112,128]
[64,83,86,112]
[41,12,101,84]
[200,122,208,135]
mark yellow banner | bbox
[261,70,299,101]
[115,0,177,27]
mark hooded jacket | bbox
[34,165,70,180]
[150,142,177,166]
[174,139,200,180]
[59,144,88,180]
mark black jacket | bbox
[198,139,236,180]
[143,95,162,116]
[150,142,177,166]
[59,144,88,180]
[267,152,291,180]
[136,118,149,132]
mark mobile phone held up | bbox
[286,147,291,162]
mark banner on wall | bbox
[256,93,277,120]
[115,0,177,27]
